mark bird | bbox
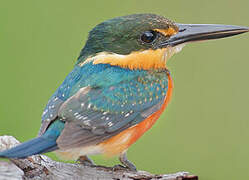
[0,14,248,171]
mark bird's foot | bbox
[76,155,95,167]
[118,152,137,171]
[112,164,129,171]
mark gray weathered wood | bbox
[0,136,198,180]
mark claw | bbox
[77,155,95,167]
[119,152,137,171]
[112,164,128,171]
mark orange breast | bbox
[99,73,173,156]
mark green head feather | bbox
[77,14,177,64]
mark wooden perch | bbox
[0,136,198,180]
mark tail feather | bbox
[0,136,58,158]
[0,119,64,158]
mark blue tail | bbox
[0,120,64,158]
[0,136,57,158]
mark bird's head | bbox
[78,14,248,70]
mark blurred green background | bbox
[0,0,248,179]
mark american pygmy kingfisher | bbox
[0,14,248,171]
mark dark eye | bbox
[140,31,157,43]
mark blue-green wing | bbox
[57,63,168,148]
[40,62,169,149]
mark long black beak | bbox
[161,24,249,47]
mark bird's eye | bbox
[140,31,157,43]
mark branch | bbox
[0,136,198,180]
